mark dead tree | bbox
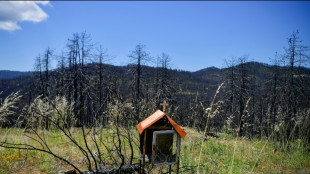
[67,33,80,125]
[56,52,66,96]
[224,57,237,115]
[128,44,149,123]
[95,45,110,125]
[249,62,257,137]
[65,32,94,126]
[237,56,249,137]
[282,30,310,140]
[267,52,280,135]
[158,53,173,108]
[42,47,53,129]
[34,54,44,96]
[42,47,52,98]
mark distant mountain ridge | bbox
[1,61,310,81]
[0,70,32,80]
[0,61,275,79]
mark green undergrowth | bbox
[181,128,310,174]
[0,127,309,173]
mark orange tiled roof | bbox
[137,110,186,138]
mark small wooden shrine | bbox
[136,101,186,173]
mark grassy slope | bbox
[0,127,309,174]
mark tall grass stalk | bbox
[229,97,250,174]
[251,131,274,172]
[285,121,298,150]
[229,140,237,174]
[197,83,223,174]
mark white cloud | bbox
[0,1,50,31]
[34,1,52,7]
[0,21,21,31]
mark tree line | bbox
[28,31,175,129]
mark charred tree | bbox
[128,44,149,123]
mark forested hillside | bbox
[1,56,310,140]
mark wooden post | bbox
[139,158,141,174]
[176,135,181,174]
[152,141,155,168]
[142,129,147,174]
[160,100,168,112]
[176,157,180,174]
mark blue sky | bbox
[0,1,310,72]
